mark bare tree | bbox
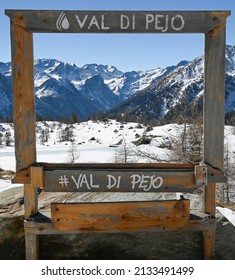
[169,111,203,164]
[39,127,50,145]
[0,132,3,146]
[58,125,74,142]
[113,136,135,163]
[132,146,161,163]
[67,142,80,163]
[4,130,13,146]
[218,141,235,204]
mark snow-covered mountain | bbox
[108,45,235,123]
[0,58,173,121]
[0,73,13,121]
[1,45,235,122]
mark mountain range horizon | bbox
[0,44,235,124]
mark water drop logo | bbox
[56,12,70,31]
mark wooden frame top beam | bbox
[5,10,230,34]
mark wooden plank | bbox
[51,200,190,232]
[44,168,195,192]
[42,162,195,170]
[5,10,230,34]
[10,22,36,173]
[24,216,216,235]
[11,163,227,184]
[204,25,226,171]
[43,163,196,193]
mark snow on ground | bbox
[0,178,22,192]
[33,120,175,164]
[217,207,235,227]
[0,146,16,171]
[0,119,174,171]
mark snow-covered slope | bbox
[0,73,13,121]
[108,45,235,122]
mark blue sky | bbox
[1,0,235,71]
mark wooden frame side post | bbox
[204,25,226,170]
[24,182,38,260]
[203,182,216,259]
[24,167,43,260]
[10,21,38,259]
[203,24,226,259]
[10,21,36,173]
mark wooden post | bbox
[204,25,226,171]
[203,182,216,259]
[203,24,226,259]
[203,230,215,260]
[205,182,216,217]
[10,21,36,174]
[10,20,37,259]
[24,182,39,260]
[25,233,39,260]
[24,183,38,219]
[23,167,43,260]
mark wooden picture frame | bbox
[5,10,231,259]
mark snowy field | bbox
[1,119,235,169]
[0,119,235,226]
[0,119,169,193]
[0,119,173,171]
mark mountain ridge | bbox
[0,45,235,123]
[107,46,235,123]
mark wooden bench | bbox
[21,163,225,259]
